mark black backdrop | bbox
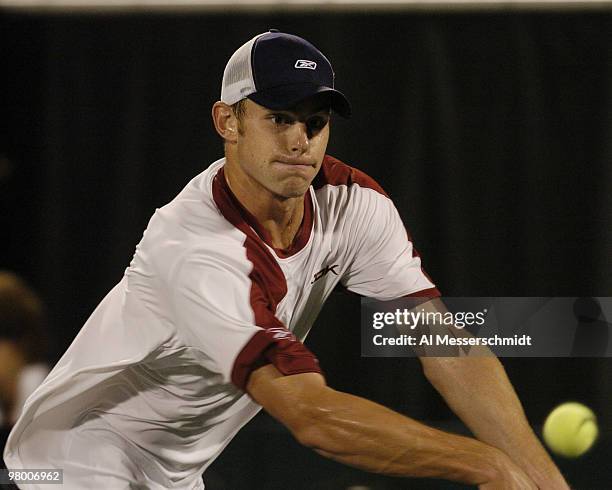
[2,9,612,489]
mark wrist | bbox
[482,447,520,483]
[455,442,512,485]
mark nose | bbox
[288,122,309,154]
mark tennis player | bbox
[4,30,568,489]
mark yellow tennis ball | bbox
[543,402,598,458]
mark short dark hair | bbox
[224,99,248,142]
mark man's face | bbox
[232,96,331,199]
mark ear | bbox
[212,101,239,144]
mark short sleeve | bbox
[170,247,322,391]
[341,189,441,300]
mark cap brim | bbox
[248,84,351,118]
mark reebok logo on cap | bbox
[295,59,317,70]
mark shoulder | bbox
[312,155,396,222]
[130,160,250,279]
[312,154,388,198]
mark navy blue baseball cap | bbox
[220,30,351,118]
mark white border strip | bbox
[1,0,612,13]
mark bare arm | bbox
[422,355,569,489]
[419,300,569,489]
[247,364,536,488]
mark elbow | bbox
[292,419,342,456]
[285,392,336,452]
[293,423,324,450]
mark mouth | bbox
[274,159,316,168]
[273,160,316,175]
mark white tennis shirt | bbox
[4,155,439,489]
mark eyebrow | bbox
[267,109,331,118]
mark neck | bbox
[224,161,305,250]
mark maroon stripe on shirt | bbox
[212,166,322,391]
[214,167,313,258]
[406,287,441,298]
[313,154,389,196]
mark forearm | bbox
[248,365,533,487]
[422,356,568,488]
[289,387,508,484]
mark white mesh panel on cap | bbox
[221,32,266,105]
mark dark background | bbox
[1,8,611,489]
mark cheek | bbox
[237,133,278,178]
[243,128,277,158]
[312,128,330,155]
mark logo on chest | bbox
[311,264,340,284]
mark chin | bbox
[275,183,310,199]
[279,188,308,199]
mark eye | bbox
[307,115,329,133]
[271,114,292,125]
